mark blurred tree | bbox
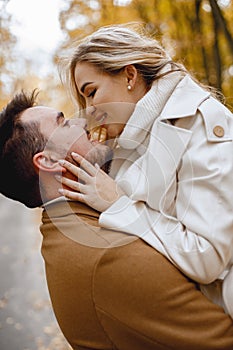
[0,0,16,108]
[1,0,232,111]
[0,0,74,116]
[58,0,233,109]
[59,0,138,40]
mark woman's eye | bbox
[87,89,96,98]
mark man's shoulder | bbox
[41,200,137,248]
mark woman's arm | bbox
[57,148,232,285]
[99,111,233,284]
[58,110,233,285]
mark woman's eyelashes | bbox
[87,89,96,98]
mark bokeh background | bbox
[0,0,233,349]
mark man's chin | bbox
[86,144,113,174]
[101,158,112,174]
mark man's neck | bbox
[42,195,67,207]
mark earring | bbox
[127,85,132,91]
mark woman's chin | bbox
[106,123,125,139]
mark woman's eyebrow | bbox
[81,82,93,94]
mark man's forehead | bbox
[21,106,58,123]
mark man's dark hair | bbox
[0,90,48,208]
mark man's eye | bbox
[87,89,96,98]
[63,120,70,127]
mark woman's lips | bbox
[95,112,107,124]
[89,126,107,142]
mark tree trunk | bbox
[195,0,210,83]
[209,0,233,54]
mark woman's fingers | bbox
[55,175,85,192]
[56,155,124,212]
[58,159,94,183]
[71,152,97,177]
[58,159,79,177]
[58,188,86,202]
[58,154,98,180]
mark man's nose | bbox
[70,117,87,128]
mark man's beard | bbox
[65,144,113,174]
[85,144,113,174]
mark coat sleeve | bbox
[100,99,233,284]
[93,239,233,350]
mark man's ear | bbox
[124,65,138,88]
[33,152,62,173]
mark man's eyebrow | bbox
[56,112,64,125]
[80,82,93,94]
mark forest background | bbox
[1,0,233,116]
[0,1,233,349]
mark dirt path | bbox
[0,195,71,350]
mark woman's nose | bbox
[86,105,96,117]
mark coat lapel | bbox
[145,76,209,210]
[146,120,192,210]
[160,75,210,120]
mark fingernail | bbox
[71,152,79,157]
[95,163,100,169]
[58,160,65,165]
[58,189,64,195]
[54,175,61,181]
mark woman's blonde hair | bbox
[60,23,186,109]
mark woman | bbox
[58,24,233,319]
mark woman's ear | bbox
[33,152,63,173]
[124,65,138,89]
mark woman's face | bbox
[74,62,147,139]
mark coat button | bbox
[213,125,224,137]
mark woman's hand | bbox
[56,152,125,212]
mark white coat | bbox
[99,75,233,318]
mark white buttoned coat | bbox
[99,75,233,318]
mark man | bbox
[0,90,233,350]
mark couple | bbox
[1,23,233,349]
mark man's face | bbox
[21,106,112,168]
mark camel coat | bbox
[40,200,233,350]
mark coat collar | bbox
[160,75,210,120]
[118,71,183,149]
